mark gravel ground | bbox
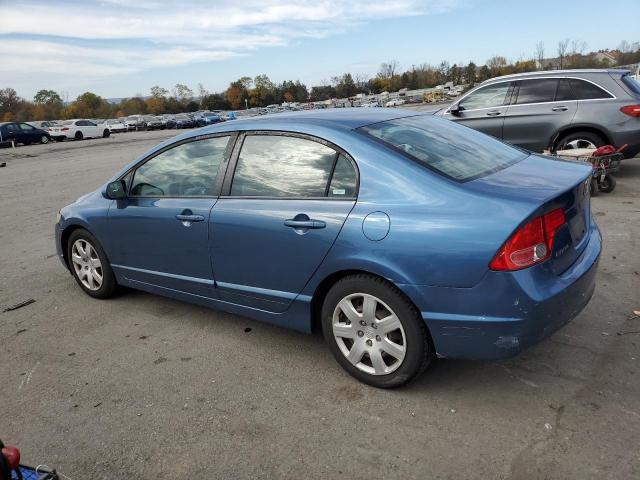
[0,129,639,479]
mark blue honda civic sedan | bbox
[55,109,601,387]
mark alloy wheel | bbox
[562,138,597,150]
[332,293,406,375]
[71,239,103,291]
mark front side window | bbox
[130,136,230,197]
[458,83,511,110]
[515,79,559,104]
[231,135,343,197]
[359,115,527,182]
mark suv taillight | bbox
[620,105,640,117]
[489,208,566,271]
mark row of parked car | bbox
[0,111,227,146]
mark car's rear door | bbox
[209,132,358,312]
[442,81,513,139]
[502,78,578,152]
[106,134,234,297]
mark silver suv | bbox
[437,69,640,157]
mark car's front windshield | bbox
[358,115,528,182]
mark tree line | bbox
[1,40,638,122]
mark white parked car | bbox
[385,98,406,107]
[101,119,127,133]
[49,119,110,141]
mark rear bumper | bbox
[608,130,640,158]
[400,222,601,360]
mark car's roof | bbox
[480,68,630,85]
[201,108,425,132]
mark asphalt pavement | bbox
[0,129,639,479]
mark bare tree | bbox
[535,41,545,70]
[618,40,634,65]
[378,60,400,79]
[197,83,208,107]
[569,39,587,66]
[557,39,570,68]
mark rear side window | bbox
[359,115,527,182]
[328,154,357,197]
[569,79,613,100]
[130,136,229,197]
[621,74,640,95]
[515,79,559,104]
[231,135,355,198]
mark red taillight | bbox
[490,208,566,271]
[61,127,69,131]
[620,105,640,117]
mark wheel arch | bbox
[309,269,429,337]
[551,124,612,150]
[60,223,94,270]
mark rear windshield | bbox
[621,74,640,95]
[358,115,527,181]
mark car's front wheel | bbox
[67,229,116,299]
[321,274,433,388]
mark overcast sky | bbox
[0,0,638,99]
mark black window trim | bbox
[509,76,615,106]
[220,130,360,201]
[120,131,238,199]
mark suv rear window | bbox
[359,116,527,182]
[621,74,640,95]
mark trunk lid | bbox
[466,154,593,274]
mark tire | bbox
[41,135,49,144]
[598,175,616,193]
[321,274,433,388]
[103,129,110,138]
[66,229,116,299]
[590,178,599,197]
[75,131,83,140]
[555,131,606,152]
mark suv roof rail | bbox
[479,68,631,85]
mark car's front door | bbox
[441,81,513,139]
[210,133,358,312]
[107,134,233,297]
[502,78,578,152]
[19,123,39,143]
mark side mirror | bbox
[105,180,126,199]
[449,104,463,116]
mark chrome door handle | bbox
[176,214,205,222]
[486,110,502,116]
[284,219,326,229]
[552,106,568,112]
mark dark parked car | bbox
[438,69,640,157]
[55,110,600,388]
[194,112,223,127]
[0,122,51,145]
[175,114,195,129]
[144,116,163,130]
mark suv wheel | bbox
[555,131,605,151]
[321,274,433,388]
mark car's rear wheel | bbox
[75,131,83,140]
[555,131,605,151]
[103,129,110,138]
[41,135,49,144]
[321,274,433,388]
[67,229,116,299]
